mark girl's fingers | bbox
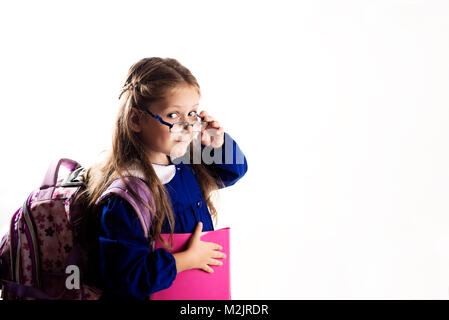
[206,242,222,251]
[199,111,214,122]
[203,116,214,123]
[199,112,211,122]
[198,111,224,147]
[191,222,203,242]
[206,117,220,128]
[203,266,214,273]
[207,242,223,250]
[208,259,223,266]
[204,121,220,133]
[208,242,226,258]
[196,222,203,234]
[212,251,227,259]
[198,111,221,131]
[201,130,211,145]
[214,126,224,135]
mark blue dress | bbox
[91,132,248,300]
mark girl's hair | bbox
[77,57,224,249]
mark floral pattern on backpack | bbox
[0,159,102,300]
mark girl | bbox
[79,57,248,300]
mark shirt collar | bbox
[126,161,176,185]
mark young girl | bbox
[80,57,248,300]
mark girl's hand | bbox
[198,110,224,148]
[185,222,226,273]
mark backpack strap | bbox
[38,158,82,201]
[95,177,155,240]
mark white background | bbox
[1,0,448,299]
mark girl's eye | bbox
[167,111,197,120]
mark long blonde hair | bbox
[77,57,223,249]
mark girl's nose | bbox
[177,123,193,135]
[185,124,193,133]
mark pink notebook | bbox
[151,227,231,300]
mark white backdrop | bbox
[1,0,448,299]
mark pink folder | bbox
[151,227,231,300]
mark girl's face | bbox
[130,85,201,165]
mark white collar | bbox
[126,162,176,185]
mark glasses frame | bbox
[134,104,210,133]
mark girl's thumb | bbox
[194,222,203,237]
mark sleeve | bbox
[201,131,248,188]
[98,196,177,300]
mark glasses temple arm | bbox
[135,104,174,128]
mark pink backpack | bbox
[0,158,155,300]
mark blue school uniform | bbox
[91,132,247,300]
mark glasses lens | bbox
[171,123,185,133]
[191,121,209,132]
[171,121,208,133]
[191,121,202,132]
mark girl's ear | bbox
[129,108,143,133]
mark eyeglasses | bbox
[134,104,210,133]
